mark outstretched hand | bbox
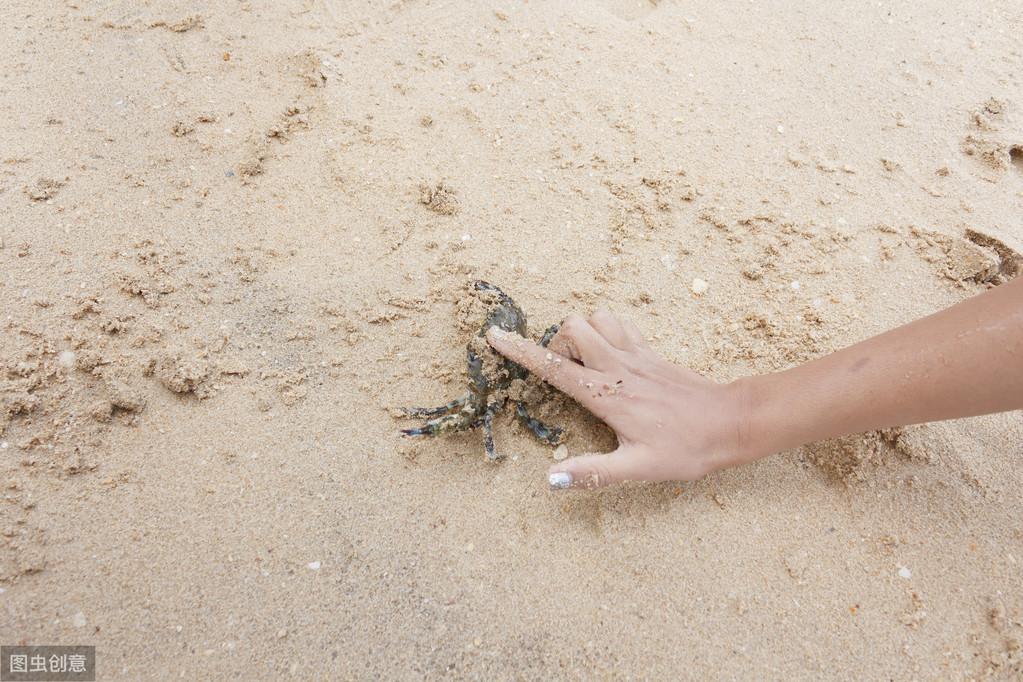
[486,309,749,490]
[488,277,1023,490]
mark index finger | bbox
[486,327,605,408]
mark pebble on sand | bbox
[58,350,76,368]
[307,561,321,570]
[72,611,87,628]
[553,444,568,461]
[690,278,709,295]
[898,566,912,580]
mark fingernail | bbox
[548,472,573,490]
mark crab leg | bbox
[401,407,476,437]
[514,402,564,445]
[401,394,469,418]
[482,401,505,461]
[539,323,560,347]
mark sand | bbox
[2,1,1022,678]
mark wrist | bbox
[723,374,780,467]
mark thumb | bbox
[547,447,645,490]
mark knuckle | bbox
[561,314,585,335]
[588,462,615,488]
[547,334,571,356]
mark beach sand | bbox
[2,1,1022,678]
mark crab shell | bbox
[465,281,528,397]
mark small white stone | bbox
[72,611,87,628]
[553,444,568,461]
[776,125,785,133]
[307,561,321,570]
[0,441,8,450]
[58,350,76,368]
[790,281,801,291]
[690,278,709,295]
[461,234,471,242]
[660,254,677,271]
[0,587,6,594]
[898,566,912,580]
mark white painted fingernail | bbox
[549,472,572,489]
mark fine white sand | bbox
[2,1,1022,678]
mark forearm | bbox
[733,276,1023,463]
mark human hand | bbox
[486,309,750,490]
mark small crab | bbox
[400,280,565,460]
